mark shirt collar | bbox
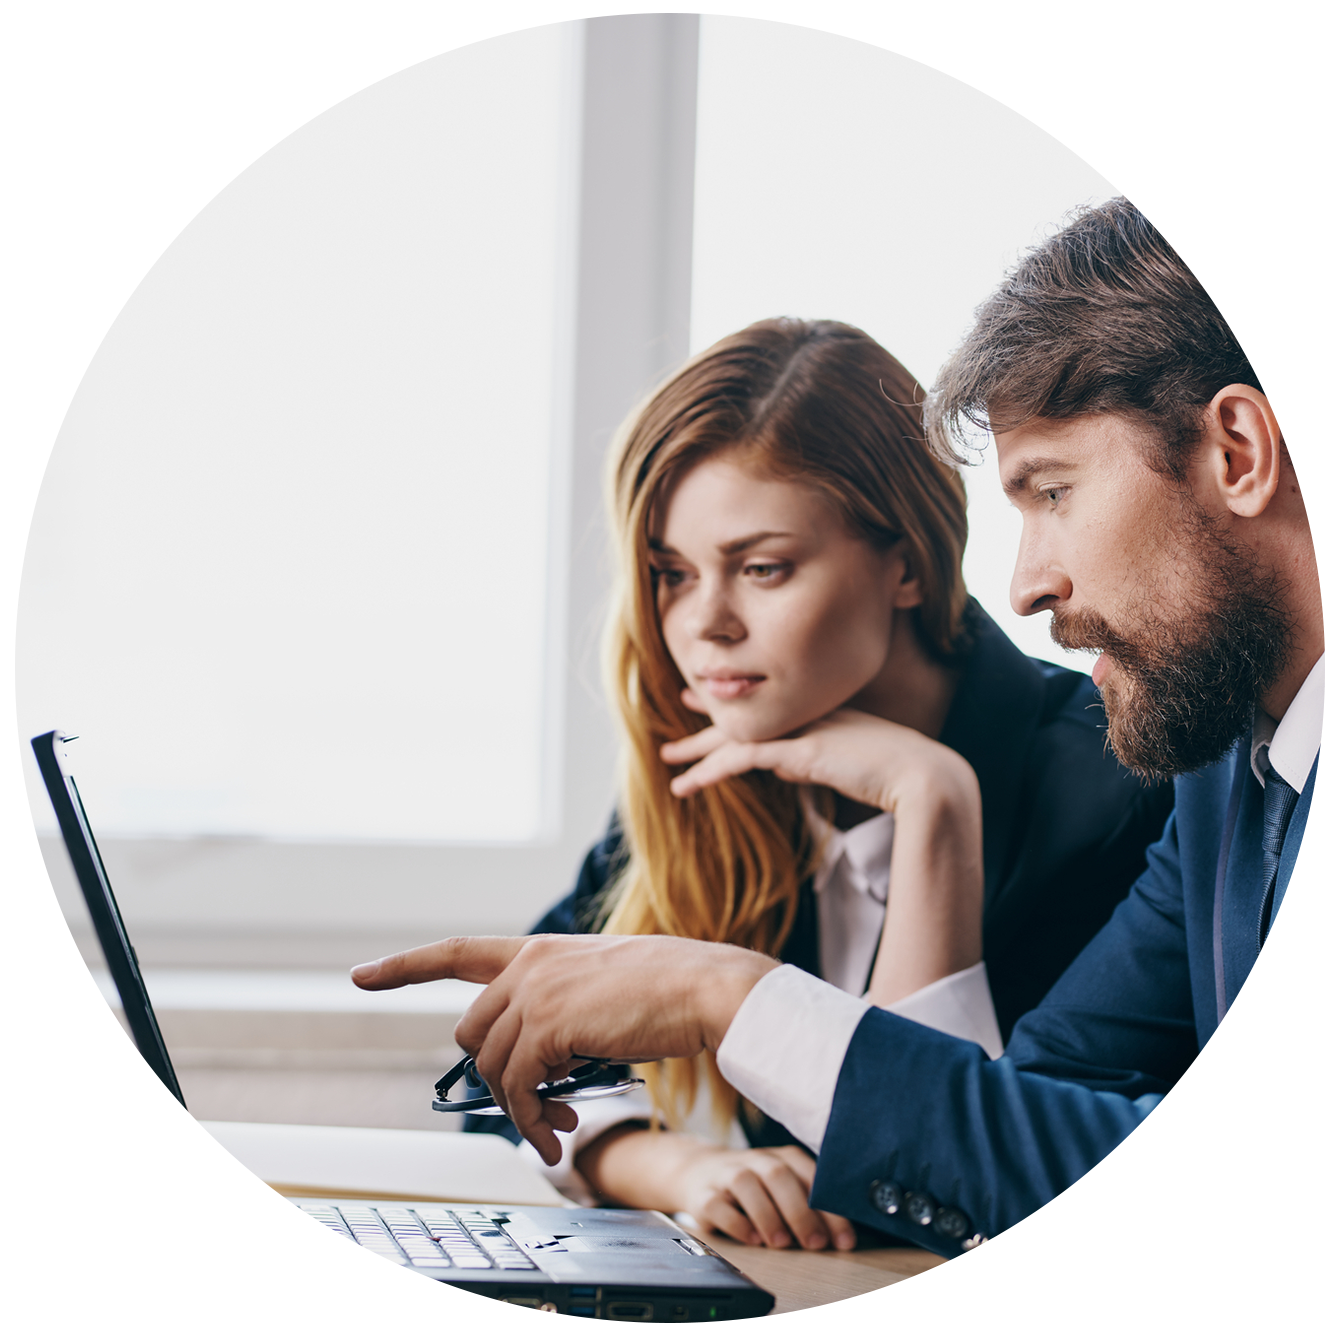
[1251,652,1324,793]
[808,806,895,904]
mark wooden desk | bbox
[13,1190,1088,1324]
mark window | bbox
[19,15,576,841]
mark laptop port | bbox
[606,1302,654,1321]
[567,1306,596,1318]
[431,1292,479,1313]
[493,1297,554,1318]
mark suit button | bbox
[961,1233,987,1251]
[867,1180,904,1215]
[932,1207,969,1240]
[902,1191,935,1227]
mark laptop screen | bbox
[31,730,186,1106]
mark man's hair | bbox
[924,198,1262,479]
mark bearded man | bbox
[353,199,1323,1256]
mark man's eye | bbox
[1043,487,1069,508]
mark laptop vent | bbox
[253,1286,426,1318]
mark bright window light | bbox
[17,15,570,841]
[696,13,1238,667]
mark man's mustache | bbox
[1049,607,1139,668]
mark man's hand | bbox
[351,934,779,1165]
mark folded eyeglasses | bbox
[432,1054,646,1115]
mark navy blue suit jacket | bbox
[812,735,1318,1256]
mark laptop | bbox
[32,730,775,1321]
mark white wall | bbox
[691,17,1113,669]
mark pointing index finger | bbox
[351,935,529,990]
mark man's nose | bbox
[1010,529,1072,616]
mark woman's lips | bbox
[698,674,765,700]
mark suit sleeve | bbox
[810,808,1199,1255]
[809,986,1323,1318]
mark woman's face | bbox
[650,452,913,743]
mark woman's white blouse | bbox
[523,809,1003,1203]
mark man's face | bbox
[996,413,1289,779]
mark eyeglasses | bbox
[432,1054,646,1115]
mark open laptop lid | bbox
[31,729,186,1106]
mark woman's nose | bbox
[687,580,745,642]
[1010,529,1072,616]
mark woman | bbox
[472,318,1172,1251]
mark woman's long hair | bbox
[599,318,970,1128]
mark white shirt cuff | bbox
[715,961,1004,1154]
[516,1090,657,1206]
[715,965,869,1153]
[875,961,1003,1060]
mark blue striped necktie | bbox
[1258,767,1299,947]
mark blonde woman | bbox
[470,318,1171,1251]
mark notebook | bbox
[31,729,774,1320]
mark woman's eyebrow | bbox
[718,530,793,555]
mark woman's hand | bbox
[662,701,985,1005]
[575,1126,855,1251]
[662,703,978,823]
[675,1143,856,1251]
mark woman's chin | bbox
[711,704,821,745]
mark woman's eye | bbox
[652,566,685,587]
[743,561,787,581]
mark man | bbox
[352,200,1322,1257]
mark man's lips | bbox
[1092,652,1112,687]
[696,672,765,700]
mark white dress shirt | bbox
[1251,653,1325,792]
[531,806,1004,1199]
[717,653,1327,1155]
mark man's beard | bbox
[1050,501,1293,782]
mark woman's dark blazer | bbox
[476,602,1174,1147]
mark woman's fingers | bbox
[722,1171,790,1249]
[660,725,726,765]
[751,1157,837,1250]
[820,1210,857,1251]
[695,1195,762,1247]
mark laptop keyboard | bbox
[300,1203,539,1271]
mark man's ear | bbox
[886,539,924,610]
[1202,384,1282,518]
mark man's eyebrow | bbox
[1002,456,1074,497]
